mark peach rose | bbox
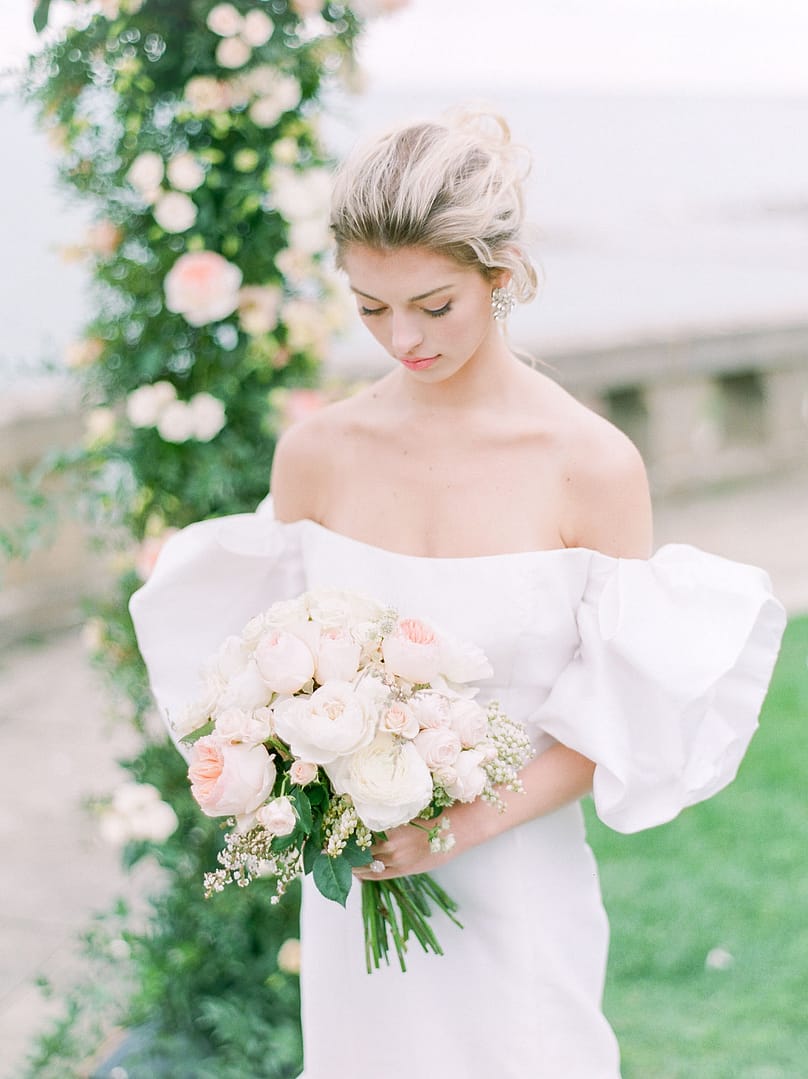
[188,736,276,817]
[164,251,243,327]
[382,618,441,684]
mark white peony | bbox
[164,250,243,326]
[241,9,274,46]
[216,36,252,69]
[126,380,177,427]
[257,796,297,836]
[273,681,377,765]
[254,630,315,694]
[443,748,487,803]
[206,3,243,36]
[166,152,206,192]
[126,151,164,199]
[156,400,197,443]
[326,733,433,832]
[153,191,197,233]
[188,392,227,441]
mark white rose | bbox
[173,674,222,737]
[238,285,281,335]
[326,734,433,832]
[305,589,387,631]
[211,634,249,680]
[206,3,243,36]
[379,702,419,739]
[414,727,461,771]
[126,151,164,197]
[189,736,276,817]
[241,9,274,46]
[289,759,318,786]
[409,691,451,730]
[314,630,361,684]
[216,659,273,712]
[438,633,494,684]
[156,400,196,443]
[166,152,206,192]
[101,782,178,844]
[257,796,297,836]
[262,595,311,631]
[153,191,197,233]
[273,681,376,765]
[188,392,227,441]
[125,380,177,427]
[217,36,252,69]
[184,75,231,114]
[448,698,489,748]
[254,631,315,694]
[444,749,487,803]
[215,706,273,746]
[164,250,243,327]
[382,618,442,684]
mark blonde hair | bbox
[330,110,538,305]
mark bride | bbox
[132,111,785,1078]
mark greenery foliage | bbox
[16,0,402,1073]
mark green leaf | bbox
[179,720,214,747]
[33,0,52,33]
[312,853,353,907]
[302,838,319,876]
[270,831,300,853]
[290,789,313,834]
[341,837,372,868]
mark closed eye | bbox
[359,305,386,317]
[424,301,452,318]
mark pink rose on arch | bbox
[188,736,276,818]
[164,250,243,327]
[381,618,441,684]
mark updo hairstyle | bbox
[330,110,538,305]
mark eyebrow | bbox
[350,284,454,303]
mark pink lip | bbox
[399,355,439,371]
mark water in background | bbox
[2,87,807,385]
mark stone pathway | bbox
[0,466,805,1079]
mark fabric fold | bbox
[532,543,786,833]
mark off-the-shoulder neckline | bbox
[298,516,594,564]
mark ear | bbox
[490,265,512,290]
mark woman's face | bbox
[340,245,501,383]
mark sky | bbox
[3,0,808,95]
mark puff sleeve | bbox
[532,544,786,833]
[129,502,305,752]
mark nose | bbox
[390,311,424,357]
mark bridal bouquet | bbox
[175,588,533,972]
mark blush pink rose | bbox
[449,699,489,749]
[414,727,462,771]
[188,736,276,817]
[257,796,297,836]
[381,618,441,684]
[289,759,318,786]
[164,251,243,326]
[379,702,419,739]
[314,629,361,684]
[254,630,315,694]
[444,748,487,803]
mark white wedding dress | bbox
[130,502,785,1079]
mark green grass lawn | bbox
[586,616,808,1079]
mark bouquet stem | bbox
[361,873,462,973]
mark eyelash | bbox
[360,302,453,319]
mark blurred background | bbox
[1,1,806,1076]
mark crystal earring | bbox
[491,285,516,321]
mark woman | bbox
[131,112,785,1078]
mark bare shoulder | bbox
[547,383,653,557]
[269,387,371,523]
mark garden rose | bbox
[448,698,489,748]
[184,75,231,114]
[314,629,362,684]
[216,659,272,712]
[166,152,206,192]
[153,191,197,233]
[272,137,299,165]
[414,727,462,771]
[379,702,419,739]
[241,9,274,46]
[439,633,494,684]
[188,392,227,441]
[305,589,387,631]
[189,736,276,817]
[409,692,451,730]
[282,298,330,356]
[211,634,249,680]
[85,220,122,256]
[289,217,331,255]
[126,151,163,199]
[289,760,318,786]
[382,618,442,684]
[270,166,331,221]
[444,749,487,803]
[216,36,252,69]
[100,781,178,844]
[257,796,297,837]
[277,938,302,974]
[273,681,377,764]
[156,400,197,443]
[215,705,273,746]
[125,381,177,427]
[238,285,281,335]
[255,630,315,694]
[206,3,242,36]
[326,734,433,831]
[164,251,243,326]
